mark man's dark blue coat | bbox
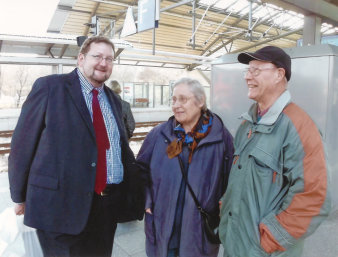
[8,69,145,235]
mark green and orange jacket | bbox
[219,90,331,257]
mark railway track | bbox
[0,121,163,155]
[0,130,13,154]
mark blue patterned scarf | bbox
[166,110,213,163]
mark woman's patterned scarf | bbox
[166,110,213,163]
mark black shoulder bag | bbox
[177,156,221,244]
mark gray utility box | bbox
[211,44,338,211]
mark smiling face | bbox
[77,42,114,87]
[245,60,284,110]
[172,83,203,132]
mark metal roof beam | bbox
[0,56,77,65]
[161,0,193,12]
[230,27,303,53]
[113,0,243,36]
[45,44,55,58]
[127,48,214,61]
[190,0,223,43]
[196,69,210,84]
[187,27,301,70]
[203,6,295,57]
[200,4,261,55]
[120,53,211,66]
[89,0,129,7]
[84,3,100,35]
[57,4,92,15]
[115,48,124,58]
[59,44,69,59]
[262,0,338,27]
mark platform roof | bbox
[0,0,337,70]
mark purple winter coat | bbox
[137,112,234,257]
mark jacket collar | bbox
[240,90,291,125]
[161,111,224,147]
[65,68,95,140]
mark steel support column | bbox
[303,15,322,46]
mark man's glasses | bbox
[171,96,192,105]
[243,67,276,77]
[89,54,114,64]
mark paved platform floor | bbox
[0,172,224,257]
[1,172,337,257]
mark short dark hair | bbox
[79,36,115,57]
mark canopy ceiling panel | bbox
[1,0,337,70]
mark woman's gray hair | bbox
[172,78,207,111]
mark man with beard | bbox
[8,36,145,257]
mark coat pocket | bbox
[28,173,58,190]
[248,147,284,219]
[249,146,281,176]
[144,212,156,244]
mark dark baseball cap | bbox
[238,46,291,81]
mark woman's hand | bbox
[145,208,152,214]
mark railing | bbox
[130,132,148,142]
[0,121,163,155]
[0,130,13,138]
[131,121,162,141]
[135,121,162,128]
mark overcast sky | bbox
[0,0,59,35]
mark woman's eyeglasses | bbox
[171,96,192,105]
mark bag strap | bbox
[177,156,207,215]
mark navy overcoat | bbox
[8,69,145,235]
[137,113,234,257]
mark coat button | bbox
[238,164,242,169]
[229,211,232,216]
[91,162,96,167]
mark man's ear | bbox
[78,53,85,67]
[276,68,286,83]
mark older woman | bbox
[137,78,234,257]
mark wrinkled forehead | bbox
[173,83,194,96]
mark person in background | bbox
[219,46,331,257]
[137,78,234,257]
[110,80,135,139]
[8,36,146,257]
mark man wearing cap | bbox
[219,46,330,257]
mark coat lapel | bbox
[65,69,95,140]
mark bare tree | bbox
[16,66,29,107]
